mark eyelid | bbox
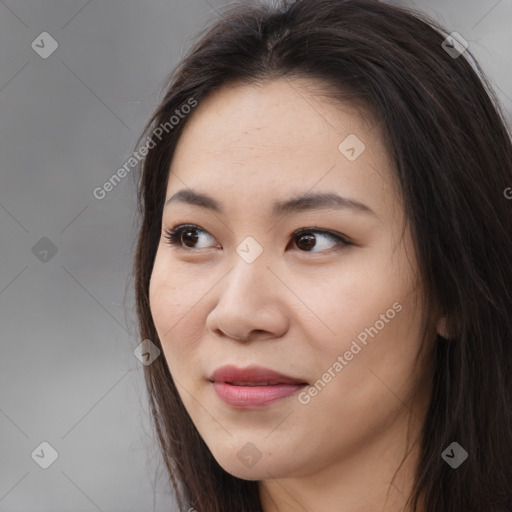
[164,223,219,250]
[163,223,351,252]
[292,226,351,244]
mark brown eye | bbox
[180,227,200,248]
[295,232,317,251]
[164,225,217,249]
[291,228,350,253]
[164,225,350,253]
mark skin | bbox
[149,78,445,511]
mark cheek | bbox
[299,258,411,348]
[150,249,196,326]
[303,251,423,385]
[149,251,209,367]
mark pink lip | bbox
[209,365,307,409]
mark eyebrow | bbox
[165,188,377,218]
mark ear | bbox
[436,315,449,339]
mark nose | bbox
[205,255,289,343]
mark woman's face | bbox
[149,78,438,482]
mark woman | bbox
[132,0,512,510]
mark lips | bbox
[209,365,308,409]
[209,365,307,386]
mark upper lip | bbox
[209,365,308,385]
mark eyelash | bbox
[163,224,351,253]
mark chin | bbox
[224,465,267,481]
[208,444,295,481]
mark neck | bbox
[259,409,426,512]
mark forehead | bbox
[166,78,399,219]
[173,78,374,158]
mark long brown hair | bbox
[132,1,512,510]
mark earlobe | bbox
[436,315,449,339]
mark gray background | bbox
[0,1,510,511]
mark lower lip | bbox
[212,382,306,409]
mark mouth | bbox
[209,365,308,386]
[225,381,294,386]
[209,365,308,409]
